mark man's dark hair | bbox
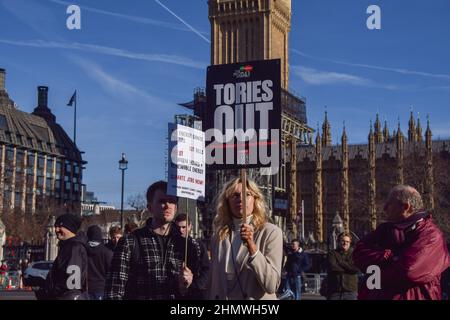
[291,239,301,245]
[146,180,168,204]
[175,213,191,224]
[125,222,138,234]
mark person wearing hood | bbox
[353,185,450,300]
[87,225,113,300]
[43,213,89,300]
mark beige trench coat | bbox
[207,222,283,300]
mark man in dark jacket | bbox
[284,239,311,300]
[43,213,88,300]
[353,185,450,300]
[105,225,122,252]
[104,181,198,300]
[87,225,113,300]
[175,213,209,299]
[326,232,359,300]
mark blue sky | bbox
[1,0,449,207]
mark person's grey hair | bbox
[390,185,424,212]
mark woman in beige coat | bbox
[207,177,283,300]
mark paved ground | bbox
[302,293,326,300]
[0,290,325,301]
[0,289,36,300]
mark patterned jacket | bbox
[185,237,210,299]
[104,218,198,300]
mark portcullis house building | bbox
[0,68,84,215]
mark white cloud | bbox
[292,49,450,81]
[71,57,169,107]
[47,0,209,38]
[292,65,399,90]
[153,0,210,43]
[0,39,207,69]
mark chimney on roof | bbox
[38,86,49,107]
[0,68,5,91]
[33,86,56,122]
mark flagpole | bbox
[73,90,77,146]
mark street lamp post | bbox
[119,153,128,229]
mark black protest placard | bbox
[205,59,281,172]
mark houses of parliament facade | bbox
[180,0,450,243]
[299,112,450,244]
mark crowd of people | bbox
[32,179,450,300]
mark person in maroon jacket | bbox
[353,185,450,300]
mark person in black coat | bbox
[284,239,311,300]
[326,232,360,300]
[87,225,113,300]
[41,214,88,300]
[105,225,123,252]
[174,213,209,299]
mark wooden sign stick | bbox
[241,168,247,223]
[184,201,189,267]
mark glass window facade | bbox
[3,190,11,206]
[26,153,35,193]
[1,143,83,212]
[6,146,14,162]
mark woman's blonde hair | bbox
[213,176,269,241]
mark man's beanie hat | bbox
[54,213,81,234]
[87,225,103,242]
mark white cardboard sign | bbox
[167,123,205,201]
